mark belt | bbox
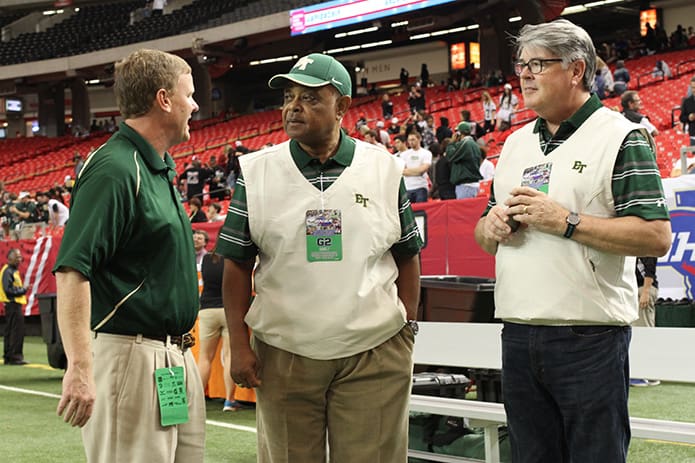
[150,333,196,351]
[93,332,196,351]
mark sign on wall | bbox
[657,174,695,300]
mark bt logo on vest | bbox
[355,193,369,207]
[572,161,587,173]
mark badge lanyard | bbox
[305,167,342,262]
[154,347,189,426]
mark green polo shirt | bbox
[15,200,38,223]
[484,94,670,220]
[53,122,199,337]
[216,131,423,261]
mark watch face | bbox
[568,213,580,226]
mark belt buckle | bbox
[181,333,195,350]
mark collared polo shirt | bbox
[53,122,199,337]
[216,131,423,261]
[484,94,669,221]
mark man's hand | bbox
[479,204,518,244]
[57,363,96,427]
[230,345,261,389]
[639,290,650,310]
[505,186,568,236]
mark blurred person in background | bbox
[1,248,30,365]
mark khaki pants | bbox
[634,285,658,327]
[253,326,415,463]
[83,333,206,463]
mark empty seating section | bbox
[186,0,318,33]
[0,134,110,193]
[0,2,141,65]
[0,0,320,65]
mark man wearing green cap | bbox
[216,53,423,463]
[447,122,483,198]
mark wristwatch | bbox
[564,212,580,239]
[406,320,419,336]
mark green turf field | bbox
[1,337,694,462]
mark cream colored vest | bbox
[493,107,648,325]
[241,140,406,359]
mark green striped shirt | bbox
[216,132,423,261]
[484,94,669,220]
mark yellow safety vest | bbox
[0,264,27,305]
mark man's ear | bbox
[571,59,587,86]
[336,95,352,119]
[155,88,171,113]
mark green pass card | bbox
[306,209,342,262]
[155,366,189,427]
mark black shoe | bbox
[8,360,28,365]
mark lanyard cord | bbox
[319,170,325,211]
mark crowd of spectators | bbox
[0,181,71,240]
[0,132,263,241]
[352,90,498,203]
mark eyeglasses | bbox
[514,58,564,76]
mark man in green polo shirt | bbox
[217,53,423,463]
[53,49,205,462]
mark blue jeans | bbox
[501,322,631,463]
[407,187,428,203]
[455,183,479,199]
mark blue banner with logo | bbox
[658,175,695,300]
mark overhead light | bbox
[249,55,298,66]
[334,26,378,38]
[561,5,588,14]
[391,21,408,28]
[562,0,624,15]
[326,45,361,54]
[361,40,392,49]
[86,79,100,85]
[411,24,477,40]
[509,16,521,23]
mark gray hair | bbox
[514,19,596,92]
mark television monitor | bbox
[5,98,22,112]
[450,42,466,70]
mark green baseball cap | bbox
[456,121,472,134]
[268,53,352,97]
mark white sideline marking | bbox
[206,419,257,433]
[0,384,257,433]
[0,384,61,399]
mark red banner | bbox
[0,236,59,316]
[411,198,495,277]
[1,199,496,316]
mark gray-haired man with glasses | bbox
[475,19,671,463]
